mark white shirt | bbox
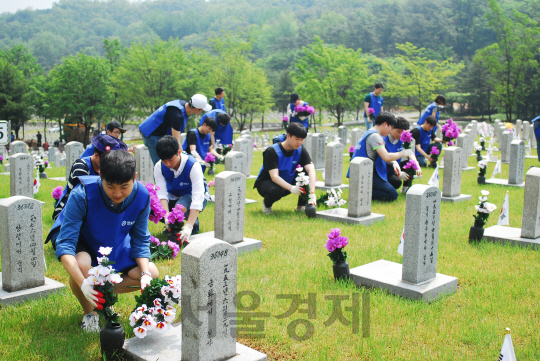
[153,154,206,211]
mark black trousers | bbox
[256,178,306,208]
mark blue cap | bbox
[90,134,127,152]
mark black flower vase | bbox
[304,204,316,218]
[469,225,485,243]
[477,175,486,184]
[100,323,125,361]
[429,160,437,168]
[481,144,486,151]
[39,172,48,179]
[476,154,482,161]
[333,261,350,281]
[349,153,353,160]
[208,168,215,175]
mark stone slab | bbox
[349,260,458,303]
[189,231,262,254]
[315,207,384,226]
[124,323,267,361]
[525,156,537,159]
[440,194,472,203]
[314,181,349,191]
[0,273,65,305]
[49,177,67,182]
[246,175,257,179]
[208,195,257,204]
[461,167,475,171]
[485,178,525,188]
[483,225,540,250]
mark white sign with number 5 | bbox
[0,121,8,145]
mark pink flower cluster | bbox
[441,119,462,141]
[349,145,355,153]
[144,182,167,224]
[368,107,375,115]
[208,180,215,187]
[204,153,215,163]
[166,204,185,225]
[295,105,315,114]
[282,116,289,122]
[430,146,440,155]
[324,228,349,252]
[0,156,3,161]
[151,236,180,258]
[403,160,419,171]
[51,185,63,200]
[400,130,413,143]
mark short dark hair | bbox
[425,115,438,126]
[374,83,384,89]
[374,111,396,127]
[216,113,230,126]
[156,135,179,160]
[100,150,136,184]
[290,93,299,103]
[215,87,224,96]
[286,122,307,139]
[93,147,104,157]
[395,116,410,130]
[203,117,217,131]
[434,95,446,105]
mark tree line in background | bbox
[0,0,539,144]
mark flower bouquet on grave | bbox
[150,236,180,261]
[325,188,347,208]
[402,160,419,188]
[205,153,216,175]
[475,144,483,161]
[282,116,289,129]
[400,130,413,150]
[130,275,181,339]
[325,228,350,281]
[480,136,486,150]
[367,107,375,122]
[348,145,355,159]
[222,144,233,157]
[83,247,124,360]
[441,118,461,145]
[214,141,223,162]
[477,159,488,185]
[0,155,3,165]
[429,146,440,168]
[166,204,186,245]
[51,185,63,206]
[295,165,314,217]
[143,183,167,224]
[469,190,497,243]
[294,104,315,119]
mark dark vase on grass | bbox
[100,323,125,361]
[469,224,484,243]
[305,204,316,218]
[39,172,48,179]
[429,160,437,168]
[478,176,486,184]
[208,162,215,175]
[332,261,350,280]
[476,152,482,162]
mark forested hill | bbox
[4,0,536,72]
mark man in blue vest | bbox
[199,109,233,149]
[349,112,413,202]
[255,123,317,214]
[364,83,384,130]
[81,121,127,157]
[384,117,422,193]
[51,150,158,333]
[417,95,446,133]
[154,135,209,240]
[51,134,127,221]
[411,115,443,167]
[209,87,226,111]
[183,116,223,173]
[139,94,212,165]
[287,93,310,129]
[531,115,540,162]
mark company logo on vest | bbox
[122,220,135,226]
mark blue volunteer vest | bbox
[211,97,226,111]
[417,102,440,133]
[81,144,95,158]
[139,100,188,137]
[58,156,97,207]
[161,155,197,197]
[290,102,310,129]
[182,128,211,172]
[364,93,383,118]
[200,109,232,145]
[256,143,301,184]
[273,134,287,144]
[533,115,540,139]
[414,126,433,155]
[384,135,404,164]
[347,129,387,181]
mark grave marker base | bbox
[315,207,384,226]
[438,166,475,171]
[349,260,458,303]
[525,156,537,159]
[189,231,262,254]
[0,273,65,305]
[485,178,525,188]
[483,225,540,250]
[246,175,258,180]
[124,323,267,361]
[441,194,472,203]
[208,195,257,204]
[314,181,349,191]
[49,177,66,182]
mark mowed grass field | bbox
[0,130,539,360]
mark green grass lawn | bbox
[1,132,539,360]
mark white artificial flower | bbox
[484,202,497,213]
[96,265,111,277]
[98,247,113,256]
[84,275,105,286]
[161,286,170,298]
[153,298,162,308]
[134,326,147,339]
[141,316,156,332]
[155,321,168,334]
[479,196,487,202]
[107,273,123,284]
[163,310,175,323]
[480,137,485,142]
[481,190,489,196]
[475,145,483,152]
[129,311,143,327]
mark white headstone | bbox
[134,145,154,185]
[10,153,33,198]
[65,141,84,179]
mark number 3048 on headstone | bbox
[0,121,8,145]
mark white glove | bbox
[204,162,211,168]
[392,161,401,176]
[290,185,304,196]
[218,155,224,161]
[398,172,410,181]
[81,282,104,309]
[140,274,152,291]
[179,223,193,242]
[416,168,422,177]
[403,149,413,157]
[308,193,317,206]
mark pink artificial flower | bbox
[430,146,440,155]
[167,241,180,258]
[150,236,160,246]
[51,186,63,200]
[403,160,419,171]
[368,107,375,115]
[282,116,289,122]
[400,130,413,143]
[167,205,185,225]
[349,145,355,153]
[208,180,215,187]
[448,141,454,146]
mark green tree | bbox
[293,37,371,126]
[0,58,29,130]
[383,42,464,115]
[48,52,113,146]
[473,0,540,122]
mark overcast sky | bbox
[0,0,58,14]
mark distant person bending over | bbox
[349,112,413,202]
[255,123,317,214]
[81,121,131,157]
[532,114,540,162]
[287,93,310,130]
[199,110,232,149]
[412,115,443,167]
[364,83,384,130]
[417,94,446,133]
[183,116,223,173]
